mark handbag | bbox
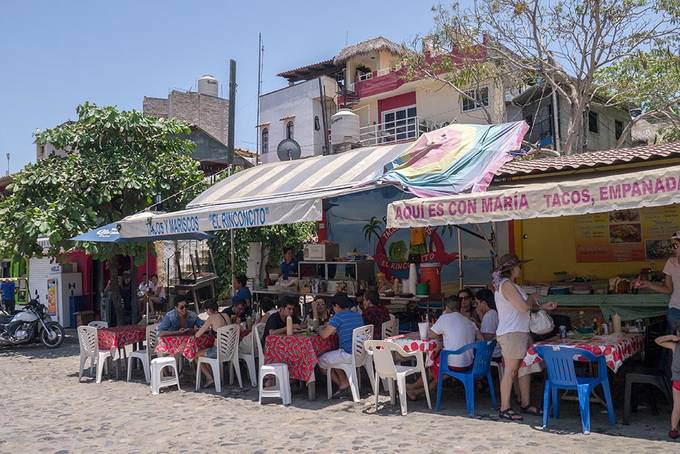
[530,309,554,335]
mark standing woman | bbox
[494,254,557,421]
[639,232,680,331]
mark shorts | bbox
[205,347,217,359]
[497,332,530,360]
[318,348,352,369]
[673,380,680,391]
[431,351,471,378]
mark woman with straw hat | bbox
[493,253,558,421]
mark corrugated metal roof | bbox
[497,142,680,177]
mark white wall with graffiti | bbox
[325,187,510,293]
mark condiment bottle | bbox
[286,315,293,335]
[613,313,622,334]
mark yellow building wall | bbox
[518,215,667,283]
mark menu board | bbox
[575,206,680,262]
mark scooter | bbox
[0,291,65,348]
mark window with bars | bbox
[381,106,417,143]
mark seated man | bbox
[157,298,204,336]
[258,298,277,325]
[318,293,365,398]
[361,289,390,339]
[232,274,252,313]
[194,300,230,388]
[262,297,304,345]
[406,296,481,400]
[279,246,298,280]
[222,300,247,323]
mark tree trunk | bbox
[107,256,125,327]
[563,102,586,155]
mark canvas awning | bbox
[387,164,680,228]
[118,142,413,238]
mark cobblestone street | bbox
[0,334,676,453]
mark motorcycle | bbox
[0,291,65,348]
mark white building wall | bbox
[259,77,338,164]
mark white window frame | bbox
[461,86,490,112]
[381,104,418,142]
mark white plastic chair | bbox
[364,340,432,415]
[195,324,242,392]
[381,319,397,340]
[127,324,158,383]
[77,325,112,383]
[325,324,377,403]
[88,321,109,329]
[239,328,258,387]
[254,323,291,405]
[150,356,180,395]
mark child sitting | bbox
[654,331,680,439]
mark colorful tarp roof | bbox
[379,122,529,197]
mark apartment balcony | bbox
[358,115,434,147]
[338,67,408,105]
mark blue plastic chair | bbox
[435,340,497,416]
[534,345,616,434]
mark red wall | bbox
[377,91,417,123]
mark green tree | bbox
[595,48,680,147]
[362,216,384,245]
[209,223,316,296]
[416,1,679,154]
[0,103,206,323]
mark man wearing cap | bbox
[493,253,558,421]
[639,231,680,331]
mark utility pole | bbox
[256,34,263,166]
[227,59,236,165]
[5,153,8,175]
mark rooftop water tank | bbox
[197,74,219,97]
[330,109,360,153]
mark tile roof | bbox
[497,142,680,177]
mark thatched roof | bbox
[334,36,406,64]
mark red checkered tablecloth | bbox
[98,325,147,350]
[264,333,338,382]
[386,332,441,368]
[156,333,214,361]
[522,333,644,373]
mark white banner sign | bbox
[120,198,323,238]
[387,165,680,228]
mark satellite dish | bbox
[277,139,302,161]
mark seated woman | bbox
[311,297,331,324]
[194,300,230,388]
[458,287,479,326]
[361,290,390,339]
[474,288,502,360]
[148,274,166,314]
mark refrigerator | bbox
[47,270,82,328]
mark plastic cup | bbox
[418,322,429,340]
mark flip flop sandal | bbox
[520,405,543,416]
[669,429,679,439]
[331,388,350,399]
[498,409,524,421]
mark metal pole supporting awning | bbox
[386,164,680,229]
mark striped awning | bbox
[118,142,413,238]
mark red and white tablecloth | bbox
[264,333,338,382]
[385,332,440,367]
[98,325,147,350]
[156,333,214,361]
[522,333,644,373]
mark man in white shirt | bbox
[406,296,481,400]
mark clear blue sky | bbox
[0,0,437,173]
